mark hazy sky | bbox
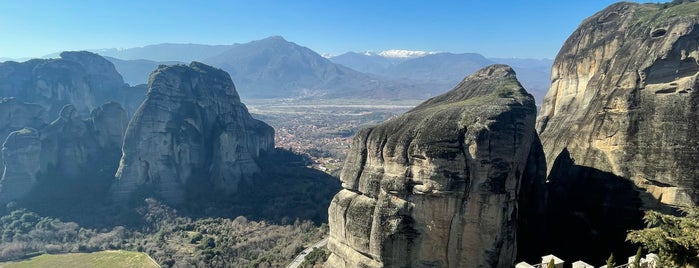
[0,0,655,59]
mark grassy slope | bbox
[0,251,158,268]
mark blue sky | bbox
[0,0,655,59]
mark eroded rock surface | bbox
[0,51,145,116]
[326,65,539,268]
[0,103,127,204]
[537,1,699,207]
[0,128,41,204]
[529,1,699,263]
[114,62,274,204]
[0,98,49,171]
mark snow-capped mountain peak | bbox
[378,49,436,59]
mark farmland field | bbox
[0,250,158,268]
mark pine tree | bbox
[627,207,699,267]
[547,258,555,268]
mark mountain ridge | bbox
[26,36,552,102]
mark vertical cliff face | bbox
[0,98,48,139]
[0,128,41,204]
[40,103,126,179]
[91,101,129,151]
[537,1,699,207]
[531,1,699,262]
[0,98,49,172]
[326,65,539,268]
[0,103,127,204]
[0,51,144,117]
[114,62,274,204]
[58,51,125,91]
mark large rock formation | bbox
[40,103,127,179]
[0,128,41,204]
[537,1,699,208]
[531,1,699,263]
[325,65,539,268]
[0,51,145,116]
[0,98,49,171]
[0,103,128,204]
[0,98,48,139]
[114,62,274,204]
[91,102,129,151]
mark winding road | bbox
[286,238,329,268]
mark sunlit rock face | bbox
[537,2,699,207]
[325,65,540,268]
[58,51,127,105]
[0,51,144,117]
[527,1,699,263]
[114,62,274,204]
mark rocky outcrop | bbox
[0,56,94,115]
[114,62,274,204]
[537,1,699,208]
[530,1,699,263]
[58,51,130,107]
[0,98,48,138]
[91,102,129,151]
[40,103,126,178]
[0,103,127,204]
[0,98,49,171]
[0,51,144,116]
[325,65,539,268]
[0,128,41,204]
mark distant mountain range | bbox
[17,36,552,102]
[93,44,234,62]
[329,51,552,102]
[201,36,411,99]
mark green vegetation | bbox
[300,247,330,268]
[546,258,555,268]
[0,250,157,268]
[0,147,337,267]
[0,199,328,267]
[626,207,699,267]
[633,0,699,27]
[606,253,615,268]
[494,76,523,98]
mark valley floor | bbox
[0,250,158,268]
[247,98,420,174]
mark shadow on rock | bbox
[517,148,675,265]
